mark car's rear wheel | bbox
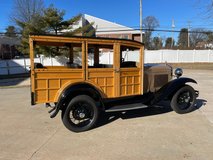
[62,95,100,132]
[171,85,196,114]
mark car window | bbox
[88,44,113,68]
[120,45,140,68]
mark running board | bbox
[105,103,148,112]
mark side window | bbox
[66,44,82,68]
[120,45,140,68]
[88,44,113,68]
[35,43,82,69]
[62,44,82,68]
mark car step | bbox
[105,103,148,112]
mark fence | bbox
[96,49,213,64]
[0,58,29,75]
[145,50,213,63]
[1,50,213,75]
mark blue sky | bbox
[0,0,212,39]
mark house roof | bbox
[0,36,20,45]
[83,14,141,35]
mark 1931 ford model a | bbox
[30,35,198,132]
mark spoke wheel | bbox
[62,95,99,132]
[171,85,196,114]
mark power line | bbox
[95,28,213,34]
[1,28,213,36]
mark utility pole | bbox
[188,21,191,48]
[171,19,175,48]
[140,0,143,43]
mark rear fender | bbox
[50,83,104,118]
[151,77,197,104]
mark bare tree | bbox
[204,0,213,17]
[195,0,213,21]
[143,16,159,49]
[143,16,159,30]
[190,28,208,48]
[11,0,44,24]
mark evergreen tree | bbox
[151,37,162,50]
[5,26,17,37]
[16,14,46,55]
[43,5,66,35]
[178,28,188,49]
[13,3,95,55]
[165,37,174,49]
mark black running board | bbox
[105,103,148,112]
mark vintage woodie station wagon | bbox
[29,35,199,132]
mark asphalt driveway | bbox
[0,69,213,160]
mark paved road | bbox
[184,69,213,123]
[0,69,213,160]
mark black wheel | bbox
[62,95,100,132]
[171,85,196,114]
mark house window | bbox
[123,35,129,39]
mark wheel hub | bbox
[178,92,191,104]
[177,91,193,110]
[79,112,86,119]
[73,107,88,120]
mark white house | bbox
[72,14,142,41]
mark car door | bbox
[118,43,144,97]
[86,40,115,98]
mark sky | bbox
[0,0,212,39]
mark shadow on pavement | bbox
[195,99,207,109]
[0,59,30,87]
[0,74,29,87]
[96,98,207,129]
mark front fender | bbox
[151,77,197,104]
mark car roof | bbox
[29,34,144,46]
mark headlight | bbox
[175,68,183,78]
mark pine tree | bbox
[5,26,17,37]
[165,37,174,49]
[13,4,95,56]
[178,28,188,49]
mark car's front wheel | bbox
[62,95,100,132]
[171,85,196,114]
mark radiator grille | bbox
[154,74,168,88]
